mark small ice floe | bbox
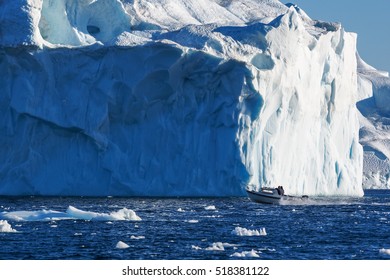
[205,242,236,251]
[231,249,260,258]
[232,227,267,236]
[116,241,130,249]
[50,225,58,228]
[130,235,145,240]
[206,242,225,251]
[186,219,199,223]
[74,232,82,236]
[0,206,142,221]
[204,205,216,210]
[0,220,17,233]
[192,245,202,250]
[177,208,185,212]
[67,206,142,221]
[379,248,390,255]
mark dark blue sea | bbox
[0,190,389,260]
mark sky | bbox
[286,0,390,73]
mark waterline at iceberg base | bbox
[0,0,363,197]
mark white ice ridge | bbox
[0,220,18,233]
[0,206,141,221]
[232,227,267,236]
[0,0,365,196]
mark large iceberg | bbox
[0,0,364,196]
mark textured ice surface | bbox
[357,54,390,189]
[0,206,141,221]
[231,227,267,236]
[0,0,366,196]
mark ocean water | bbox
[0,190,389,260]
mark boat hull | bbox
[246,189,282,204]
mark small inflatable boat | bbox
[246,186,308,204]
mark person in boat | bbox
[276,186,285,196]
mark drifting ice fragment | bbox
[379,248,390,255]
[231,249,260,258]
[116,241,130,249]
[0,220,17,233]
[231,227,267,236]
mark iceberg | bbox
[356,54,390,189]
[0,0,365,196]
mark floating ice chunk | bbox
[0,206,141,221]
[205,206,216,210]
[192,245,202,250]
[379,248,390,255]
[231,249,260,258]
[0,220,17,233]
[186,220,199,223]
[116,241,130,249]
[66,206,141,221]
[205,242,237,251]
[177,208,185,212]
[130,235,145,240]
[205,242,225,251]
[0,209,69,221]
[232,227,267,236]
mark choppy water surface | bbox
[0,190,389,259]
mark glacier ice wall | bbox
[357,54,390,189]
[0,0,363,196]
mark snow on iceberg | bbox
[0,0,364,196]
[0,206,141,221]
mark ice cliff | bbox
[0,0,364,196]
[357,54,390,189]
